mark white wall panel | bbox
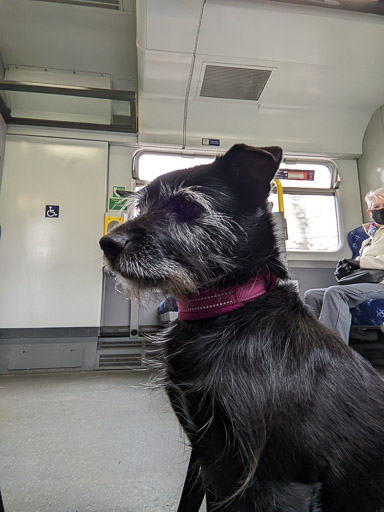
[0,135,107,328]
[138,98,185,146]
[0,114,6,189]
[184,98,369,155]
[137,48,192,97]
[358,106,384,221]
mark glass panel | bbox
[136,153,339,252]
[275,162,332,188]
[1,89,132,127]
[270,193,339,251]
[137,153,216,181]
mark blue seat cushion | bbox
[351,299,384,326]
[347,226,384,326]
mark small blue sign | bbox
[45,205,60,218]
[202,138,220,146]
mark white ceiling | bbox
[137,0,384,156]
[1,0,384,156]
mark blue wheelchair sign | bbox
[45,205,59,218]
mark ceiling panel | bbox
[198,1,384,71]
[137,0,384,155]
[141,0,204,53]
[0,0,137,89]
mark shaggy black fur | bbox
[100,144,384,511]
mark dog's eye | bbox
[170,197,201,220]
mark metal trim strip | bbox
[0,327,99,339]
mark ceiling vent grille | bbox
[200,65,271,101]
[29,0,121,10]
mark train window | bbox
[270,194,338,252]
[271,160,339,252]
[134,151,215,181]
[134,151,339,252]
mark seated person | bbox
[304,186,384,344]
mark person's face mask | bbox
[370,207,384,225]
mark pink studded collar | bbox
[176,273,277,321]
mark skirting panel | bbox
[8,343,85,370]
[0,328,99,374]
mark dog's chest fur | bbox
[160,283,384,510]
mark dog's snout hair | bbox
[101,143,384,511]
[100,223,148,260]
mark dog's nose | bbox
[99,234,127,261]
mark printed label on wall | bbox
[109,186,127,211]
[45,205,59,218]
[108,198,127,211]
[202,138,220,146]
[113,186,126,197]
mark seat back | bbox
[347,225,369,259]
[348,226,384,326]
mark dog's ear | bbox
[222,144,282,186]
[220,144,283,211]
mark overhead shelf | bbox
[0,79,137,133]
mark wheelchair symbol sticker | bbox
[45,205,59,218]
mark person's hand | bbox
[336,258,360,269]
[343,259,360,270]
[334,259,359,280]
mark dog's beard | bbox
[103,254,199,301]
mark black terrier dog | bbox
[100,144,384,511]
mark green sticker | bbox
[113,186,126,198]
[109,198,127,211]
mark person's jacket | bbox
[359,224,384,270]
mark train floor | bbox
[1,368,384,512]
[0,371,206,512]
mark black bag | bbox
[337,269,384,285]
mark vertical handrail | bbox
[272,179,284,214]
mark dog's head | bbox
[100,144,284,298]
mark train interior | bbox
[1,0,384,510]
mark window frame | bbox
[132,148,218,180]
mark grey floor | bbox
[0,371,206,512]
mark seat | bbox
[347,225,369,259]
[351,298,384,327]
[348,226,384,328]
[158,296,178,323]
